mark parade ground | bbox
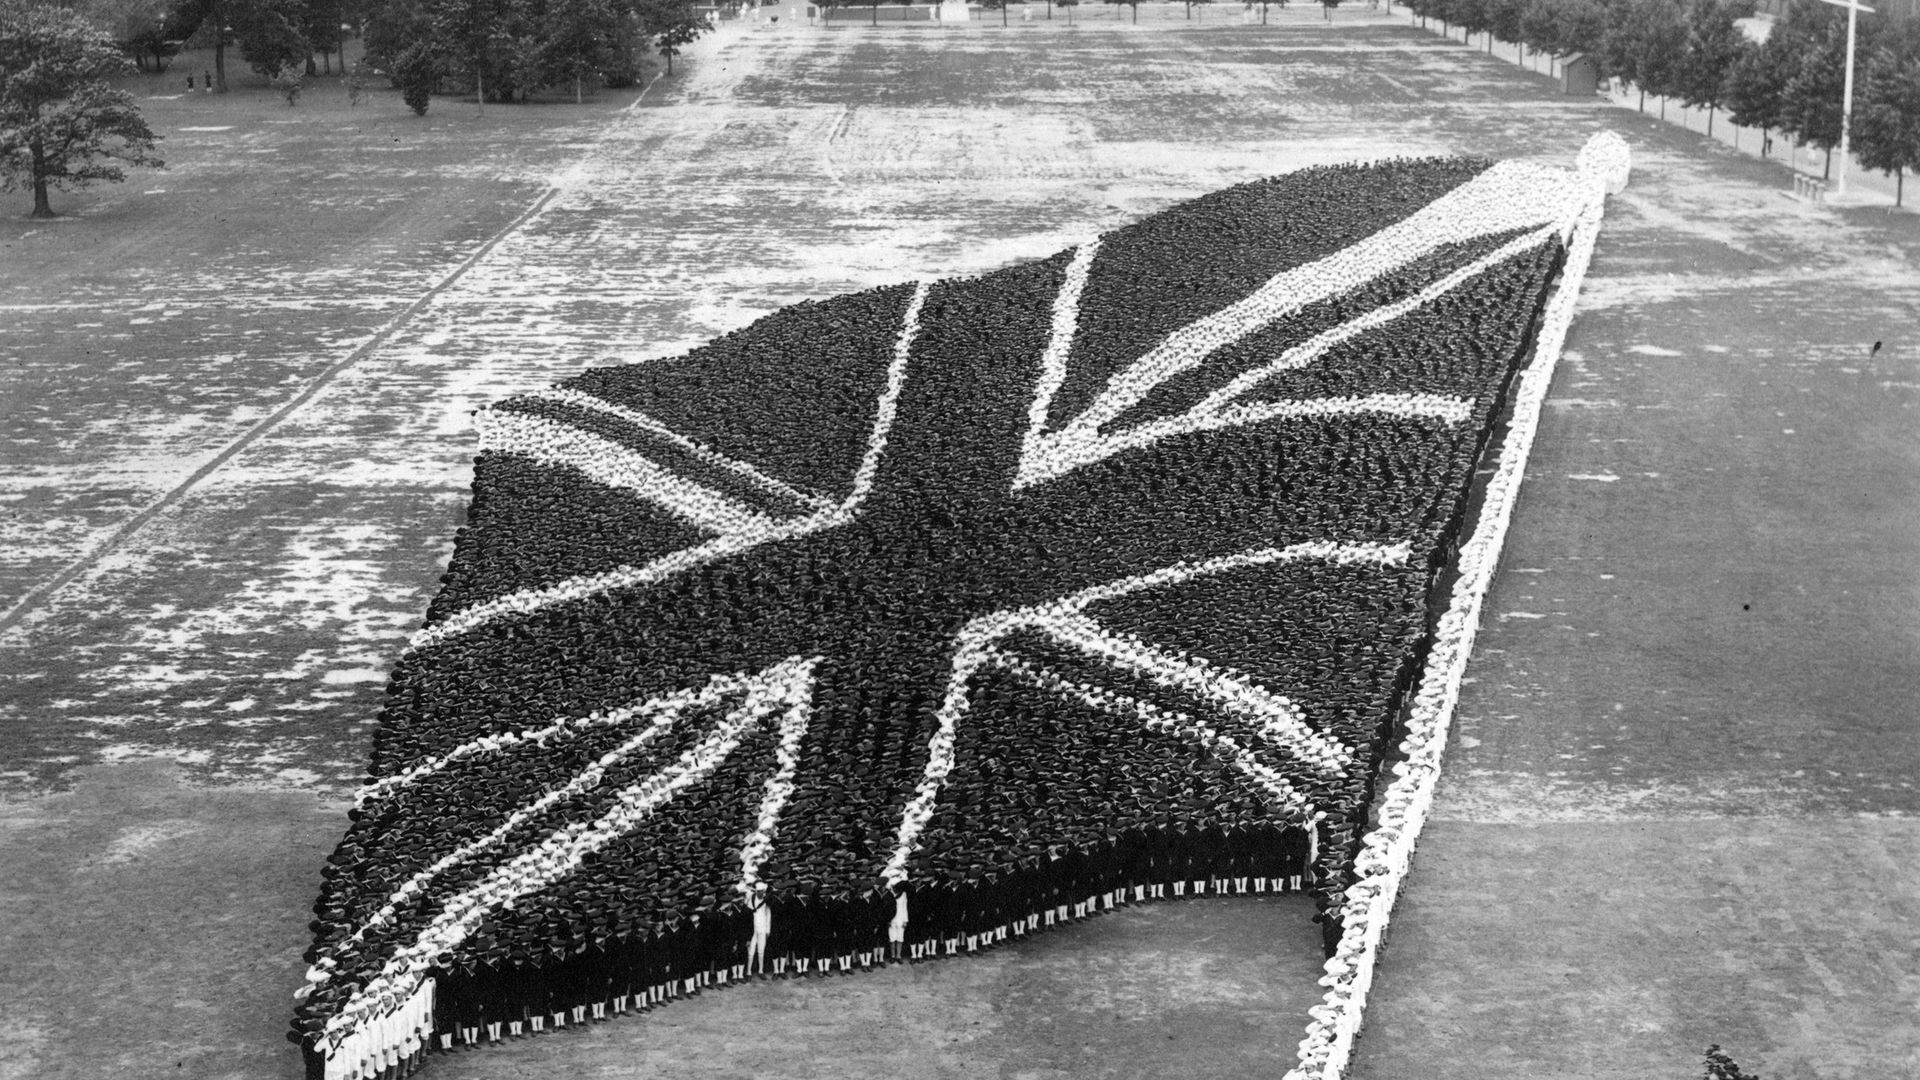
[2,8,1916,1079]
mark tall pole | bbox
[1816,0,1874,200]
[1837,0,1858,197]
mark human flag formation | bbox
[295,133,1630,1080]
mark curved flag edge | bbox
[1283,130,1632,1080]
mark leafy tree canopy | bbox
[0,0,163,216]
[1854,26,1920,202]
[1677,0,1754,114]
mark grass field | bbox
[2,11,1917,1080]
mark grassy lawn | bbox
[1,15,1916,1080]
[0,48,656,613]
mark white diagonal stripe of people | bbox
[320,655,820,1046]
[305,698,695,1004]
[1025,611,1352,777]
[983,647,1323,818]
[1015,162,1588,489]
[882,539,1409,889]
[476,409,777,535]
[522,387,837,513]
[1078,393,1478,478]
[1192,225,1560,418]
[406,283,931,653]
[351,671,758,808]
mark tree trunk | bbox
[477,70,485,113]
[1823,147,1831,180]
[29,139,54,218]
[872,1,878,24]
[576,74,583,103]
[307,53,318,77]
[1707,105,1714,137]
[1659,95,1666,120]
[214,38,228,91]
[1897,167,1904,207]
[1637,87,1644,112]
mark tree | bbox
[1852,27,1920,203]
[429,0,536,105]
[298,0,352,75]
[232,0,309,80]
[1487,0,1526,56]
[544,0,614,101]
[605,2,645,80]
[1058,0,1077,22]
[979,0,1019,23]
[1103,0,1139,22]
[1725,15,1788,150]
[633,0,706,74]
[1781,16,1851,177]
[1727,0,1833,163]
[120,16,183,71]
[1604,0,1688,113]
[1252,0,1285,22]
[1520,0,1608,70]
[71,0,173,69]
[166,0,258,90]
[0,2,162,217]
[1677,0,1752,135]
[1317,0,1338,21]
[362,0,431,71]
[1450,0,1493,50]
[393,39,433,112]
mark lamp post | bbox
[1814,0,1874,200]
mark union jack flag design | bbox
[296,140,1626,1080]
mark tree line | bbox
[50,0,710,106]
[362,0,711,111]
[2,0,713,215]
[1405,0,1920,200]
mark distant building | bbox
[1563,54,1599,97]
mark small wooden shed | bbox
[1562,54,1599,96]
